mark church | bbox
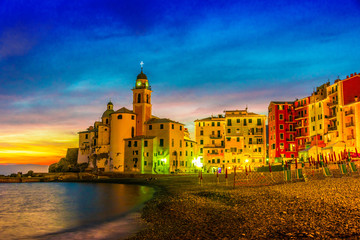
[77,65,199,174]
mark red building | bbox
[268,101,297,162]
[294,97,310,151]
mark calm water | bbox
[0,182,154,240]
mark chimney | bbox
[355,96,358,102]
[347,75,349,78]
[351,74,353,77]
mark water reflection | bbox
[0,183,154,240]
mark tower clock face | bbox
[137,81,141,87]
[145,82,149,87]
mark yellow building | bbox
[78,66,198,173]
[195,109,266,173]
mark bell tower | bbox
[132,62,152,136]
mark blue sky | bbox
[0,0,360,165]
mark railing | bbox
[328,126,337,131]
[327,113,336,119]
[345,110,354,116]
[346,122,355,127]
[286,128,296,132]
[347,135,355,140]
[328,101,338,107]
[286,138,295,142]
[210,135,222,139]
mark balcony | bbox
[328,89,337,96]
[204,144,225,148]
[328,101,338,107]
[347,135,355,140]
[286,138,295,142]
[345,110,354,116]
[327,113,337,119]
[328,126,337,131]
[286,128,296,132]
[346,122,355,128]
[285,119,295,123]
[210,135,223,139]
[248,129,263,135]
[295,114,306,120]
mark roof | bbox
[102,109,114,118]
[78,129,96,134]
[224,110,265,117]
[269,101,294,105]
[137,70,147,80]
[124,135,156,140]
[145,118,184,125]
[112,107,135,114]
[194,116,225,122]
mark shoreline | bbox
[3,174,360,239]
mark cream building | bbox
[195,109,266,173]
[78,67,198,173]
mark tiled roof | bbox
[145,118,184,125]
[112,107,135,114]
[124,135,156,140]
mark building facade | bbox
[270,72,360,161]
[77,68,199,173]
[268,101,297,163]
[195,109,266,172]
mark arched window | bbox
[146,95,149,103]
[131,127,135,138]
[106,119,109,124]
[137,94,141,103]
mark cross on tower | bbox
[140,61,144,70]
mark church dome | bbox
[102,109,114,118]
[137,70,147,80]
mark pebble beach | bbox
[129,175,360,239]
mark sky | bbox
[0,0,360,167]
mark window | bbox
[237,119,240,123]
[144,141,148,147]
[237,137,240,142]
[137,94,141,103]
[279,124,284,130]
[249,119,252,123]
[249,138,252,144]
[217,122,220,126]
[272,144,275,150]
[160,124,164,129]
[131,127,134,138]
[186,151,188,156]
[227,119,232,126]
[200,130,203,136]
[279,114,283,120]
[106,119,109,124]
[85,134,88,139]
[212,159,215,163]
[217,159,220,163]
[280,143,284,149]
[212,122,215,126]
[200,148,203,153]
[144,161,147,166]
[227,129,231,133]
[180,151,182,156]
[320,124,322,130]
[128,141,131,147]
[243,119,247,126]
[180,140,182,147]
[159,139,164,147]
[258,147,261,152]
[131,115,135,120]
[134,141,137,147]
[180,126,182,130]
[172,124,174,129]
[280,133,284,140]
[149,125,152,130]
[172,139,174,147]
[118,115,122,119]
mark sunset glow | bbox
[1,0,359,166]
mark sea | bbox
[0,182,154,240]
